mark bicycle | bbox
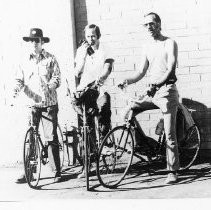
[23,106,65,189]
[96,85,201,188]
[72,81,102,191]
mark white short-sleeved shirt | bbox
[75,43,110,91]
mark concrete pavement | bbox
[1,157,211,201]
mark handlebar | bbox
[80,80,98,92]
[117,82,159,98]
[117,81,128,90]
[73,80,100,100]
[66,79,100,98]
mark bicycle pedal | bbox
[41,149,48,159]
[42,159,48,165]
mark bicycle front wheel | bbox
[84,126,90,191]
[179,125,201,170]
[97,126,134,188]
[23,127,41,188]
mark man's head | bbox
[23,28,49,54]
[84,24,101,46]
[143,12,161,39]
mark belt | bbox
[157,80,176,88]
[165,80,176,86]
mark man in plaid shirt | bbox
[14,28,62,183]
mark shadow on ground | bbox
[34,155,211,192]
[89,156,211,192]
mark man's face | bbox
[29,38,43,54]
[85,28,98,46]
[143,15,161,38]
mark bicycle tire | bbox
[84,126,90,190]
[57,124,65,169]
[97,125,134,188]
[179,124,201,170]
[23,127,41,188]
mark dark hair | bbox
[84,24,101,39]
[144,12,161,24]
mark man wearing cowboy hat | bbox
[14,28,62,183]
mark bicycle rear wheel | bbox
[97,126,134,188]
[179,125,201,170]
[23,127,41,188]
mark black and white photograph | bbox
[0,0,211,207]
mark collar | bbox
[30,49,47,61]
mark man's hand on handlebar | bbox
[72,80,100,100]
[95,77,104,87]
[117,80,128,89]
[146,84,159,97]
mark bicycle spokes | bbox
[24,128,41,188]
[179,125,201,170]
[97,126,134,188]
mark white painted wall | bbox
[0,0,77,165]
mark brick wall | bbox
[74,0,211,150]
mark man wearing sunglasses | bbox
[118,13,180,184]
[14,28,62,183]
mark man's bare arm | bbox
[98,58,114,82]
[125,52,149,85]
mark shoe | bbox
[54,172,62,182]
[77,170,85,179]
[16,174,26,184]
[164,173,178,184]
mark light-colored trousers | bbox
[123,84,180,171]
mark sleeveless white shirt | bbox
[146,39,168,84]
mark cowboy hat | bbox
[23,28,50,43]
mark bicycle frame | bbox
[123,109,162,162]
[23,106,64,188]
[29,108,45,154]
[81,100,89,191]
[75,84,101,191]
[30,111,58,159]
[119,86,169,156]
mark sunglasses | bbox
[30,38,41,43]
[143,22,156,27]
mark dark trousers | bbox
[97,92,111,138]
[30,105,61,174]
[72,90,111,150]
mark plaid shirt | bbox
[14,49,61,107]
